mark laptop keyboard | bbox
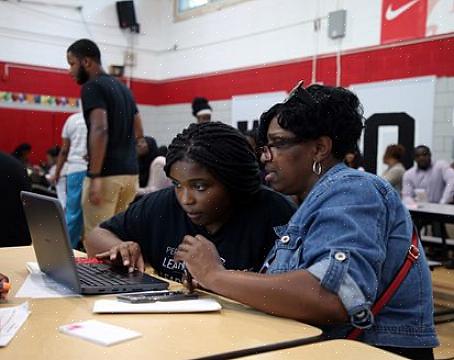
[77,263,139,287]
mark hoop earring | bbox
[312,160,322,176]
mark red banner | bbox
[381,0,428,44]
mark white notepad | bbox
[93,297,222,313]
[59,320,141,346]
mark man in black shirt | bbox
[0,152,31,247]
[67,39,143,238]
[86,122,296,281]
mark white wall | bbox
[0,0,163,78]
[154,0,381,79]
[139,98,232,146]
[5,0,454,80]
[2,0,453,79]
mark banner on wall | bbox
[381,0,454,43]
[381,0,428,44]
[231,91,287,133]
[0,91,80,109]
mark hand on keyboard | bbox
[95,241,145,273]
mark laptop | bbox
[21,191,169,295]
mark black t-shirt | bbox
[81,73,139,176]
[0,152,31,247]
[100,186,296,282]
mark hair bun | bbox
[192,97,212,117]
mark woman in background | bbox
[344,147,364,171]
[137,136,171,196]
[381,144,406,193]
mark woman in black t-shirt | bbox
[85,122,295,281]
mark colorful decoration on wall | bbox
[0,91,80,108]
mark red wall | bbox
[0,108,71,164]
[1,35,454,163]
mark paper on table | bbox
[59,320,141,346]
[93,297,222,314]
[0,302,31,347]
[15,262,80,298]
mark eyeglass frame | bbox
[257,136,304,162]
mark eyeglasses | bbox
[257,137,303,162]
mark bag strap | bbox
[346,228,420,340]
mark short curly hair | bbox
[258,84,364,160]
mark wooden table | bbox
[237,339,406,359]
[0,246,322,360]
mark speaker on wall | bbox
[116,1,139,33]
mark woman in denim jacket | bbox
[176,82,438,359]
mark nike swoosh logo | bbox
[385,0,420,21]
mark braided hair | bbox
[165,122,261,199]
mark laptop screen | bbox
[21,191,82,293]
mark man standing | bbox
[402,145,454,204]
[66,39,143,239]
[51,112,87,248]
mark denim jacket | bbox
[262,163,438,348]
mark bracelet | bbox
[87,171,101,178]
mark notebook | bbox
[21,191,169,295]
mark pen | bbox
[184,268,194,293]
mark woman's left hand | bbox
[175,235,225,289]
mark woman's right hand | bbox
[95,242,144,273]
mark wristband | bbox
[87,171,101,178]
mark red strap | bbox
[347,229,420,340]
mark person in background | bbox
[0,273,9,300]
[175,83,438,359]
[137,136,159,188]
[0,152,32,247]
[344,147,365,171]
[137,144,171,196]
[43,146,60,174]
[402,145,454,240]
[381,144,406,193]
[402,145,454,205]
[11,143,32,172]
[191,97,212,123]
[85,122,296,282]
[44,145,66,200]
[67,39,143,240]
[50,112,87,249]
[243,128,258,150]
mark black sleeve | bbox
[81,82,107,116]
[99,195,151,249]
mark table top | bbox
[237,339,406,359]
[0,246,322,360]
[407,202,454,222]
